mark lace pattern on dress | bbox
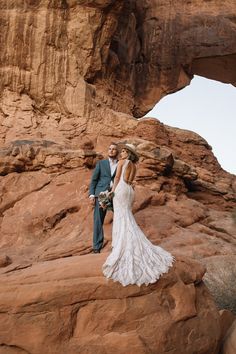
[103,159,174,286]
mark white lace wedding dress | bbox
[103,159,174,286]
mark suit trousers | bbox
[93,197,107,250]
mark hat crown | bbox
[125,143,136,151]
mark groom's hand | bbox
[89,195,95,206]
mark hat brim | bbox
[118,143,139,160]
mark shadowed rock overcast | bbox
[0,1,236,353]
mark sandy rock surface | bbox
[0,254,221,354]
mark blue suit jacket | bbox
[89,159,117,197]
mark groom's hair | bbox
[110,142,118,146]
[109,142,118,149]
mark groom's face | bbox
[108,144,118,159]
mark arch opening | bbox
[145,76,236,175]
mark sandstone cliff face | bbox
[0,0,236,120]
[0,0,236,353]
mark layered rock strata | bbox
[0,0,236,353]
[0,254,221,354]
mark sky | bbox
[145,76,236,175]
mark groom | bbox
[89,143,119,253]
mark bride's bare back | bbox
[123,160,136,184]
[112,159,137,193]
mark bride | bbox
[102,143,174,286]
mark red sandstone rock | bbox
[0,1,236,352]
[221,320,236,354]
[202,256,236,314]
[0,1,235,124]
[0,255,11,268]
[0,254,221,354]
[219,310,235,342]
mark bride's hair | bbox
[125,149,139,163]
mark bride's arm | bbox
[111,160,123,192]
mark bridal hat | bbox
[118,143,139,161]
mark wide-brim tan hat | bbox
[118,143,139,161]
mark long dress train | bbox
[103,159,174,286]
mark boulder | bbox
[0,254,221,354]
[221,320,236,354]
[203,256,236,314]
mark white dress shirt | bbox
[109,158,118,181]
